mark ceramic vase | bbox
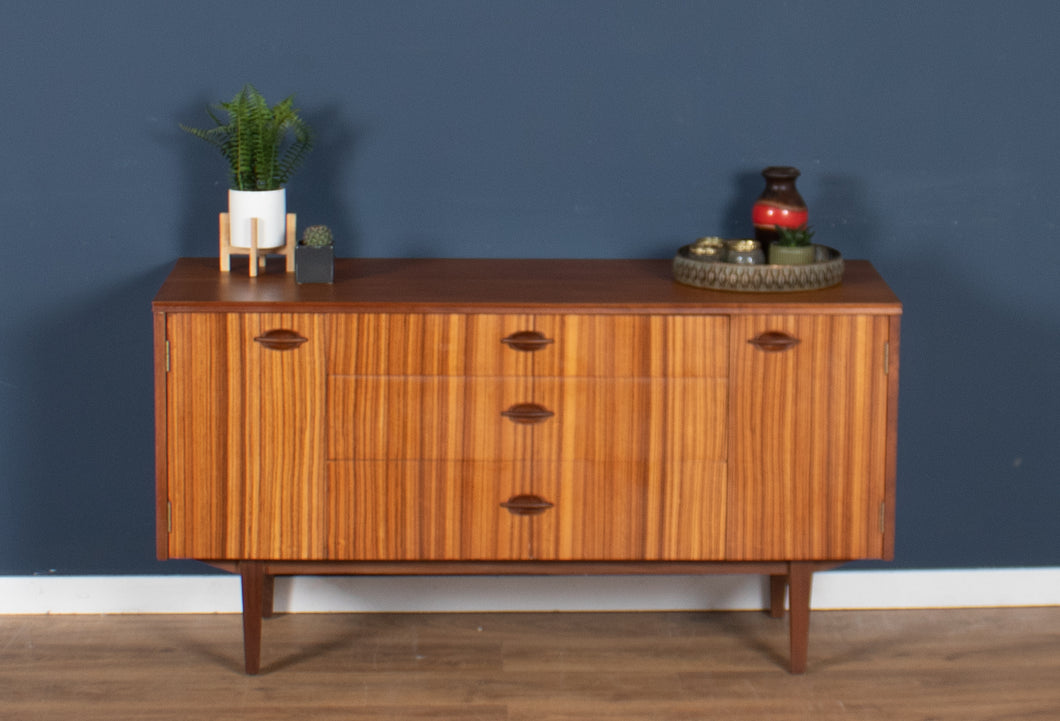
[752,166,808,245]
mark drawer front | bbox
[326,313,729,379]
[326,313,538,377]
[327,376,726,463]
[325,459,727,562]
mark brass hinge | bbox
[883,341,890,375]
[167,501,172,534]
[165,340,171,373]
[878,501,886,534]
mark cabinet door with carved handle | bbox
[164,313,326,560]
[727,315,893,561]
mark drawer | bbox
[324,459,727,562]
[326,313,538,377]
[327,376,726,462]
[325,313,729,379]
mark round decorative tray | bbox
[673,244,844,292]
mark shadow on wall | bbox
[172,95,362,259]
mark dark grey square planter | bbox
[295,246,334,284]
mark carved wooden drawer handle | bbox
[501,403,555,424]
[501,330,554,352]
[500,494,554,516]
[253,329,308,351]
[748,331,801,352]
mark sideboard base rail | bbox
[208,559,843,676]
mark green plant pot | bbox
[768,243,816,266]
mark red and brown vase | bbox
[752,166,808,245]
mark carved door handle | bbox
[501,330,554,352]
[253,329,308,351]
[501,403,554,424]
[500,494,554,516]
[748,331,800,352]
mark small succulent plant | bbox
[301,225,333,247]
[775,224,815,247]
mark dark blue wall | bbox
[1,1,1057,574]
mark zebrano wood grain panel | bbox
[325,460,727,561]
[532,314,729,378]
[326,313,536,377]
[326,461,533,560]
[327,377,726,463]
[531,378,727,462]
[727,315,891,561]
[326,313,730,378]
[532,461,728,560]
[166,313,327,560]
[242,314,327,559]
[327,376,533,461]
[165,313,245,559]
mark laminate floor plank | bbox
[1,608,1057,720]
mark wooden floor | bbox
[1,607,1057,720]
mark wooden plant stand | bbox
[219,212,296,277]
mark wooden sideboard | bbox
[153,257,901,674]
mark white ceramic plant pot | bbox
[228,188,287,249]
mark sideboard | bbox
[153,257,901,674]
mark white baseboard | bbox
[1,568,1056,615]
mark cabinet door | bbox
[165,313,244,559]
[165,313,326,560]
[727,315,892,560]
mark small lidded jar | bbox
[727,239,765,264]
[688,236,727,261]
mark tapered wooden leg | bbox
[262,573,275,619]
[768,574,787,618]
[240,561,266,675]
[787,562,814,674]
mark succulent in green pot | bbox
[295,225,334,284]
[768,224,816,265]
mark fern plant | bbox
[181,84,313,191]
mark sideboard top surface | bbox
[153,257,901,315]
